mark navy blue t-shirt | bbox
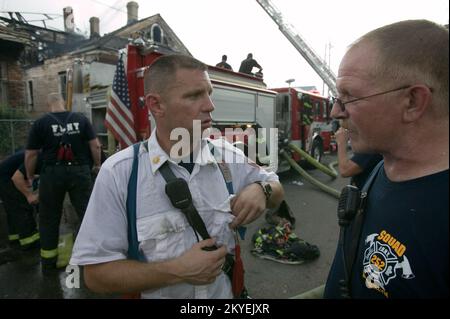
[0,151,25,182]
[350,153,383,189]
[324,167,449,298]
[26,111,96,165]
[178,152,195,174]
[0,151,42,182]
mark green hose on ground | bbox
[290,284,325,299]
[288,143,337,179]
[281,151,340,199]
[328,160,338,177]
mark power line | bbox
[0,11,62,17]
[0,11,68,33]
[0,11,62,26]
[96,0,126,26]
[89,0,130,34]
[91,0,127,15]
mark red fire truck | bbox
[122,44,334,172]
[271,87,335,164]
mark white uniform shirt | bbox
[70,132,279,299]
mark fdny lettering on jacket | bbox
[51,122,80,136]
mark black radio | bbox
[337,185,360,227]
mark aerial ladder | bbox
[256,0,337,96]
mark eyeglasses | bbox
[331,85,412,112]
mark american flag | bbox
[105,54,137,149]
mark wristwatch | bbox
[255,181,273,202]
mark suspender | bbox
[126,141,247,298]
[208,141,234,194]
[126,141,235,258]
[217,162,234,195]
[47,112,74,137]
[126,143,145,261]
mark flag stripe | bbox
[104,54,137,149]
[105,110,136,145]
[105,117,134,147]
[107,98,135,138]
[110,90,134,120]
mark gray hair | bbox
[350,20,449,115]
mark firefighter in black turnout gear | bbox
[25,93,101,274]
[0,150,42,250]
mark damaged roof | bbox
[70,13,191,56]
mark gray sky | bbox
[2,0,449,95]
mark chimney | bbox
[126,1,139,25]
[89,17,100,39]
[63,7,75,33]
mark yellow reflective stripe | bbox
[41,248,58,259]
[19,232,40,246]
[8,234,19,241]
[57,233,74,268]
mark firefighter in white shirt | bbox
[70,54,284,298]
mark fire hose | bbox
[328,160,339,177]
[281,146,340,199]
[288,143,338,179]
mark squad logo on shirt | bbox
[362,230,415,298]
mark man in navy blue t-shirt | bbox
[325,20,448,298]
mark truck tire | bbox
[311,139,324,163]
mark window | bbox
[314,101,321,117]
[0,61,7,106]
[59,71,67,101]
[27,80,34,111]
[323,100,330,121]
[151,24,163,43]
[211,87,256,122]
[275,93,290,137]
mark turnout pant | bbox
[0,180,39,248]
[39,164,92,268]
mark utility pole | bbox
[285,78,295,136]
[286,78,295,93]
[327,42,333,97]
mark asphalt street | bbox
[0,153,347,299]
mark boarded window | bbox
[59,71,67,101]
[0,62,7,105]
[27,80,34,111]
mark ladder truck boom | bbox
[256,0,337,96]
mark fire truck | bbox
[124,45,278,172]
[122,43,334,172]
[271,86,335,164]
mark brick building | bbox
[0,2,190,118]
